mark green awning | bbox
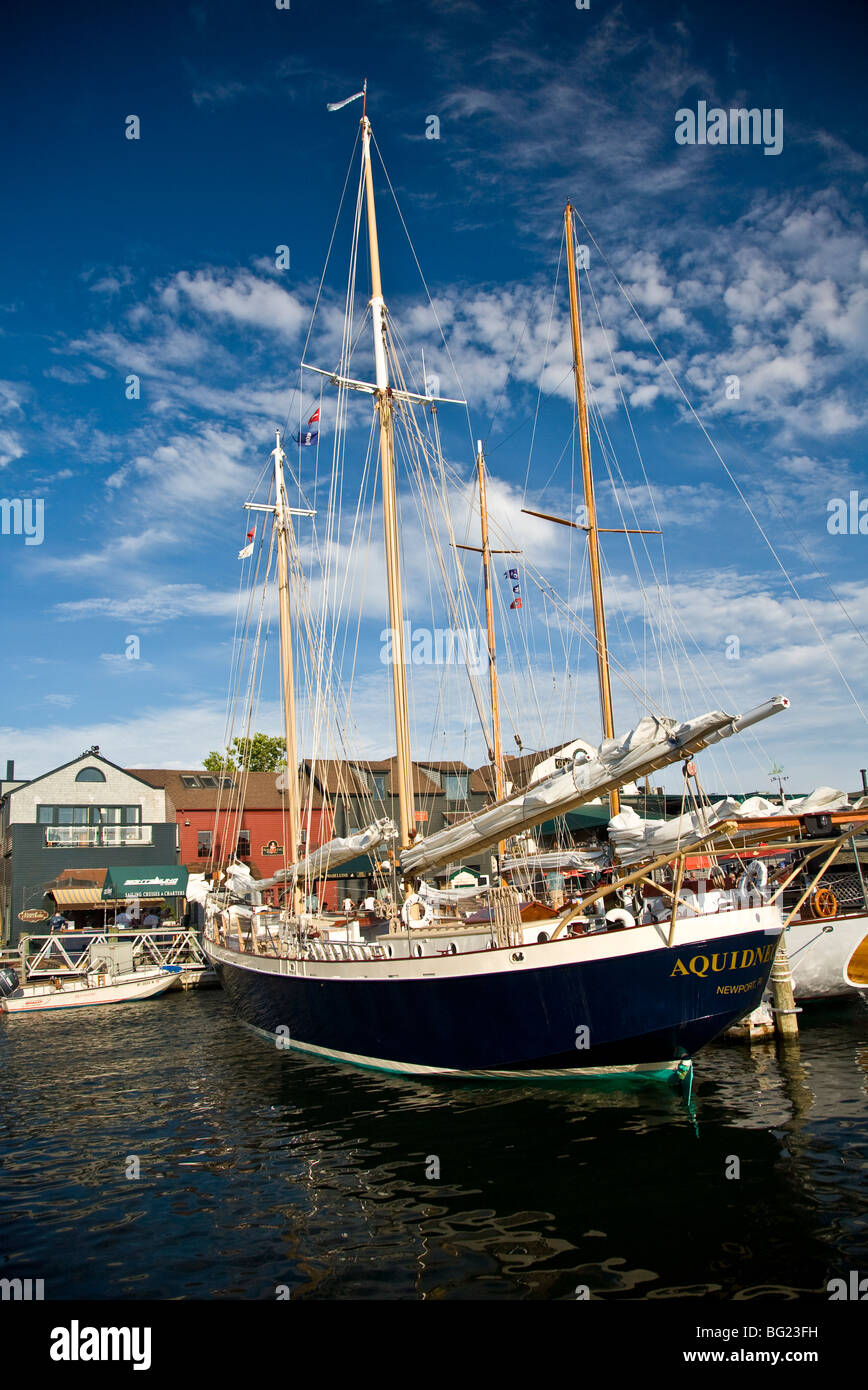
[101,866,188,899]
[538,806,610,835]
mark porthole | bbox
[413,944,423,958]
[448,942,457,955]
[537,930,549,943]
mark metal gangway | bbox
[11,929,216,988]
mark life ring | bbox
[605,908,635,930]
[401,893,433,928]
[812,886,838,918]
[737,859,768,899]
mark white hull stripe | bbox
[246,1023,684,1082]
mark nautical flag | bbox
[327,87,366,113]
[295,409,320,446]
[505,566,522,610]
[238,528,255,560]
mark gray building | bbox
[0,749,179,944]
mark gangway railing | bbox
[17,929,210,978]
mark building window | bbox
[37,804,142,826]
[197,830,212,857]
[75,767,106,782]
[444,773,468,802]
[237,830,251,858]
[368,771,387,799]
[181,775,199,788]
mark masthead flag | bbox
[238,528,255,560]
[327,89,365,112]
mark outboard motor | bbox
[0,966,19,998]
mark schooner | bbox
[202,92,791,1082]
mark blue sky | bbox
[1,0,866,795]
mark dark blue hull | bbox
[211,926,779,1075]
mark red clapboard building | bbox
[131,769,331,904]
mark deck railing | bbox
[43,825,154,848]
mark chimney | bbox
[861,769,868,795]
[5,760,13,781]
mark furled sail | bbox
[501,849,607,873]
[400,697,789,877]
[609,782,853,866]
[267,817,397,885]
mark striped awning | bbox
[50,887,106,908]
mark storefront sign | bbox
[18,908,49,923]
[262,841,284,856]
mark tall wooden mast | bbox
[272,428,303,865]
[564,203,620,818]
[362,114,415,848]
[476,442,506,803]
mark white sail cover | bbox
[608,784,851,866]
[501,849,607,873]
[418,881,487,904]
[401,698,788,876]
[269,817,397,884]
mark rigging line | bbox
[580,271,764,789]
[712,412,868,654]
[211,496,276,868]
[278,126,363,443]
[573,205,868,728]
[479,290,535,448]
[371,131,478,470]
[583,375,775,787]
[523,233,565,504]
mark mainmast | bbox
[564,203,620,819]
[361,114,415,849]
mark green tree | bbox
[204,733,287,773]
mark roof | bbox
[130,769,323,811]
[4,752,163,798]
[305,758,485,799]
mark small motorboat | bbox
[0,940,178,1015]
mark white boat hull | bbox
[0,968,178,1014]
[783,914,868,1001]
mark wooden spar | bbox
[667,855,686,947]
[361,113,415,851]
[766,826,863,906]
[549,820,740,939]
[782,843,844,928]
[565,203,620,818]
[476,443,505,801]
[272,429,303,904]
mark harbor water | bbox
[1,989,866,1301]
